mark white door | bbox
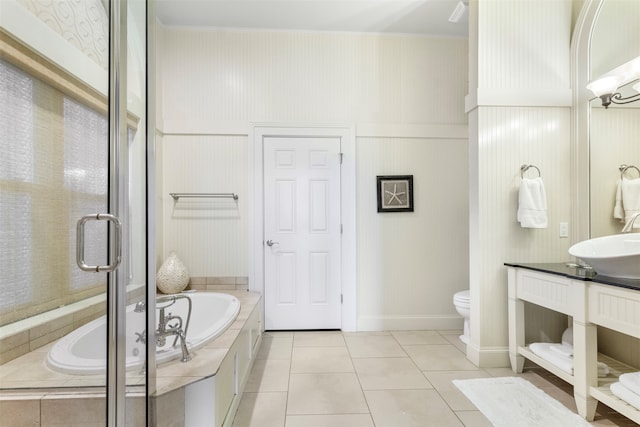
[264,136,342,330]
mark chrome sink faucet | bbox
[621,212,640,233]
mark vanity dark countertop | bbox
[504,262,640,292]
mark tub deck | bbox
[0,290,262,425]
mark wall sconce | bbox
[587,56,640,108]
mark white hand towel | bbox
[614,179,625,222]
[517,177,548,228]
[549,343,573,358]
[621,178,640,227]
[610,381,640,411]
[529,343,610,377]
[529,343,573,374]
[619,372,640,397]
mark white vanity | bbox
[506,263,640,423]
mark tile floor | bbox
[232,330,638,427]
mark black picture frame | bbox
[376,175,414,213]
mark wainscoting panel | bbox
[471,106,572,355]
[160,29,468,129]
[477,0,571,92]
[162,134,248,277]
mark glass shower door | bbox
[107,0,151,425]
[0,0,151,425]
[120,0,154,425]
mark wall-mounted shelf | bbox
[170,193,239,201]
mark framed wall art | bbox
[376,175,414,213]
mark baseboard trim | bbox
[357,315,463,331]
[466,341,510,368]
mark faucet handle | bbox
[134,301,146,313]
[135,331,146,343]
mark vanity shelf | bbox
[590,354,640,422]
[591,386,640,423]
[517,347,627,387]
[507,263,640,424]
[517,345,574,384]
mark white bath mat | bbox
[453,376,592,427]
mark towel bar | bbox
[619,165,640,179]
[170,193,239,200]
[520,164,541,178]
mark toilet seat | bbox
[453,290,470,305]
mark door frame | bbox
[249,124,357,331]
[107,1,129,423]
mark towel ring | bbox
[520,164,541,178]
[619,164,640,179]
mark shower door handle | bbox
[76,213,122,272]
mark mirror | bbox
[588,0,640,238]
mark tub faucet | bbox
[155,295,193,363]
[156,308,191,362]
[621,212,640,233]
[134,300,146,313]
[135,331,146,344]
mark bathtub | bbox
[47,292,240,375]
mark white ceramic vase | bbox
[156,251,190,294]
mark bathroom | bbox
[1,0,640,425]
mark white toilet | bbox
[453,290,470,344]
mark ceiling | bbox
[155,0,468,38]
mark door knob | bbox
[266,240,279,247]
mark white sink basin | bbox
[568,233,640,279]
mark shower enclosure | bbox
[0,0,154,425]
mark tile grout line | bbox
[283,332,293,427]
[241,331,635,426]
[276,331,294,427]
[429,331,487,426]
[343,331,378,427]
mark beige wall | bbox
[468,0,573,367]
[158,28,469,330]
[356,136,468,330]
